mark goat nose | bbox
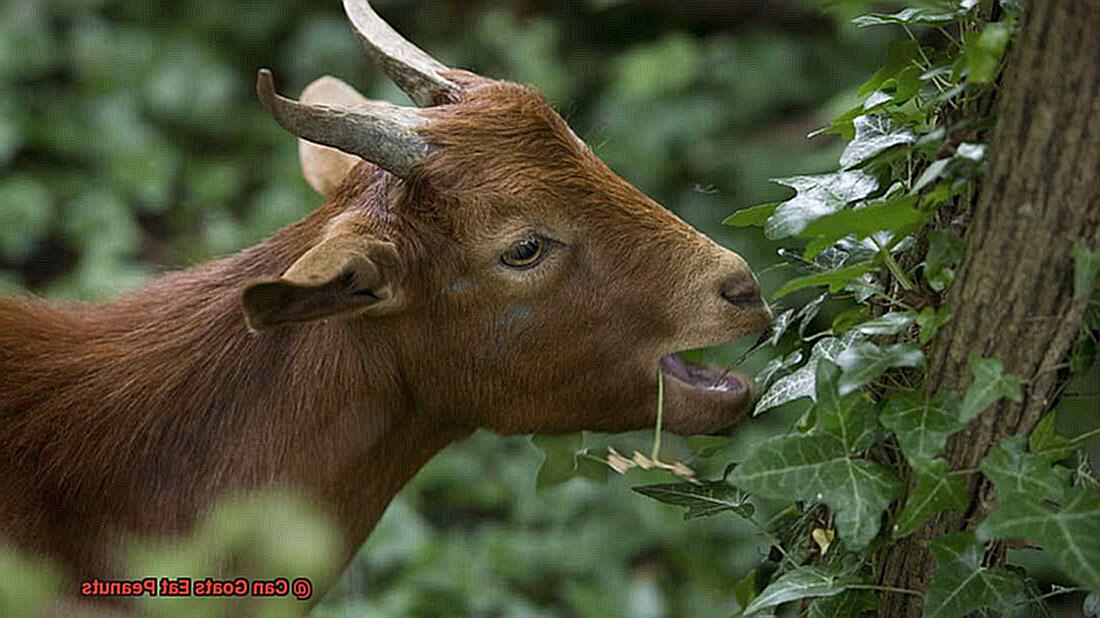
[719,274,763,307]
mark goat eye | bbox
[501,237,545,269]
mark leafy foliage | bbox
[980,489,1100,590]
[959,356,1023,422]
[880,390,964,465]
[753,333,860,415]
[891,459,967,538]
[732,363,901,549]
[631,479,754,521]
[742,566,850,615]
[631,1,1100,615]
[923,532,1024,618]
[764,172,879,240]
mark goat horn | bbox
[256,69,431,178]
[343,0,460,107]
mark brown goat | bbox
[0,0,770,612]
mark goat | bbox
[0,0,771,611]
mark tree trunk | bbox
[876,1,1100,616]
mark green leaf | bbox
[631,479,754,521]
[754,334,862,416]
[835,342,924,396]
[839,115,915,169]
[730,432,901,549]
[795,292,829,337]
[892,459,968,538]
[755,349,805,392]
[980,435,1070,503]
[852,311,917,336]
[743,566,849,614]
[912,158,951,194]
[1072,241,1100,300]
[1029,411,1076,462]
[815,361,877,452]
[806,589,876,618]
[880,390,965,465]
[1085,591,1100,617]
[857,40,921,96]
[764,172,879,240]
[924,531,1025,618]
[923,229,965,291]
[959,356,1022,423]
[978,488,1100,590]
[724,202,780,228]
[799,196,926,259]
[733,568,760,612]
[853,9,957,29]
[965,21,1011,85]
[532,433,606,489]
[916,306,951,345]
[772,263,874,300]
[766,308,796,346]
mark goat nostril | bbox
[720,276,762,307]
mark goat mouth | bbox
[655,353,753,436]
[658,354,746,393]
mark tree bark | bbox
[876,1,1100,616]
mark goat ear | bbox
[298,76,369,197]
[241,235,404,331]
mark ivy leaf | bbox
[732,386,901,550]
[835,342,924,396]
[892,459,968,538]
[755,349,804,392]
[880,390,964,464]
[754,334,862,416]
[839,115,915,169]
[853,8,957,28]
[1029,411,1076,462]
[832,306,869,335]
[800,196,927,259]
[959,356,1023,422]
[924,229,965,291]
[764,172,879,240]
[532,433,606,489]
[723,201,780,228]
[815,361,877,452]
[852,311,917,336]
[916,306,951,345]
[767,308,796,346]
[924,531,1025,618]
[631,479,754,521]
[980,435,1070,502]
[912,158,951,194]
[978,488,1100,590]
[772,263,874,300]
[533,433,583,490]
[806,589,876,618]
[743,566,849,614]
[795,292,829,337]
[1085,591,1100,618]
[733,568,760,612]
[1072,241,1100,300]
[731,436,901,549]
[857,40,921,97]
[965,21,1012,85]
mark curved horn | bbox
[257,69,431,178]
[342,0,459,106]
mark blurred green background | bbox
[0,0,904,615]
